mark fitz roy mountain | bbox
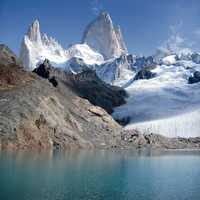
[19,19,104,71]
[82,11,128,59]
[17,11,200,140]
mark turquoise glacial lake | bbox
[0,150,200,200]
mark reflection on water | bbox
[0,150,200,200]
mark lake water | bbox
[0,150,200,200]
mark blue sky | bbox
[1,0,200,55]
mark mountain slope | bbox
[0,60,125,150]
[0,44,19,66]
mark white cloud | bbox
[157,23,192,56]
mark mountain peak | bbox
[27,19,41,43]
[82,11,128,59]
[97,11,112,21]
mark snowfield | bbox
[113,60,200,138]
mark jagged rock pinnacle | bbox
[82,11,128,60]
[27,19,42,43]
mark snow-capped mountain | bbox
[82,11,128,59]
[19,20,66,70]
[19,13,200,138]
[20,12,128,71]
[19,20,104,71]
[19,14,130,82]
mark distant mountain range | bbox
[10,11,200,138]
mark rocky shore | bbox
[120,130,200,150]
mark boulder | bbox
[88,106,105,116]
[33,59,50,79]
[134,68,156,80]
[188,71,200,84]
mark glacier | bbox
[113,57,200,138]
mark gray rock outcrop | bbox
[0,44,18,66]
[82,11,128,59]
[26,19,42,43]
[188,71,200,84]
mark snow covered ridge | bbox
[19,12,128,71]
[96,54,135,86]
[19,20,104,71]
[113,53,200,138]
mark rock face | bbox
[114,25,128,55]
[67,69,127,114]
[188,71,200,84]
[134,68,156,80]
[65,57,94,74]
[27,19,42,43]
[33,59,50,79]
[0,44,18,66]
[96,54,135,85]
[82,11,128,59]
[134,56,155,69]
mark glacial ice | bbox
[113,60,200,138]
[125,110,200,138]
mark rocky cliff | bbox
[82,11,128,59]
[0,44,19,66]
